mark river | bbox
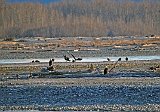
[0,55,160,64]
[0,85,160,111]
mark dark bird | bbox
[118,58,121,61]
[70,53,82,61]
[67,51,82,62]
[51,58,54,62]
[149,67,156,70]
[107,57,110,61]
[35,60,40,62]
[49,59,52,66]
[150,66,159,71]
[125,57,128,61]
[63,55,70,62]
[104,66,108,75]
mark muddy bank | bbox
[0,48,160,60]
[0,60,159,75]
[0,37,160,59]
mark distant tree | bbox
[0,0,160,38]
[107,31,115,37]
[0,0,6,6]
[5,27,22,38]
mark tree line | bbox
[0,0,160,38]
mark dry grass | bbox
[0,41,17,45]
[58,38,160,47]
[0,38,160,50]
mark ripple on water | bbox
[0,85,160,108]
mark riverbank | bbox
[0,60,160,75]
[0,60,160,88]
[1,77,160,87]
[0,37,160,60]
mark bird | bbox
[149,66,159,71]
[67,51,82,62]
[125,57,128,61]
[104,66,108,75]
[51,58,54,62]
[63,55,70,62]
[35,60,40,62]
[49,59,52,66]
[150,67,156,70]
[107,57,110,61]
[118,58,121,61]
[70,53,82,61]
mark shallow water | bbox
[1,72,160,111]
[0,85,160,108]
[0,55,160,64]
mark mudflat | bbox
[0,60,160,75]
[0,36,160,84]
[0,37,160,59]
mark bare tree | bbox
[0,0,160,38]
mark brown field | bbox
[0,37,160,50]
[0,41,17,45]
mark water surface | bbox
[0,55,160,64]
[1,85,160,107]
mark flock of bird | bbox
[47,54,135,74]
[63,52,128,62]
[32,51,129,64]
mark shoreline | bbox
[1,77,160,87]
[0,49,160,60]
[0,59,159,87]
[0,60,159,74]
[1,104,160,111]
